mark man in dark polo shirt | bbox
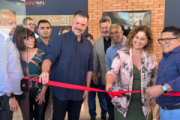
[37,19,52,120]
[146,26,180,120]
[37,20,52,53]
[39,11,93,120]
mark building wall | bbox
[88,0,165,62]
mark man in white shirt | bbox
[22,17,39,38]
[0,9,23,120]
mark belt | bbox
[161,104,180,110]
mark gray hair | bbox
[99,16,111,24]
[111,24,122,31]
[22,17,33,25]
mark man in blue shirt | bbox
[105,24,126,95]
[146,26,180,120]
[37,20,52,53]
[37,20,52,120]
[105,24,126,72]
[39,11,93,120]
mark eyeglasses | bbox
[27,23,36,26]
[158,38,178,44]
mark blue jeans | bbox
[88,77,107,117]
[160,105,180,120]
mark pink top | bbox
[106,48,157,117]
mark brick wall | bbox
[88,0,165,62]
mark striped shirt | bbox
[0,30,23,96]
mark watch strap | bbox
[161,84,167,94]
[7,93,15,98]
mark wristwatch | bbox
[7,93,15,98]
[161,84,167,94]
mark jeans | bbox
[29,88,49,120]
[52,95,83,120]
[88,77,107,117]
[160,105,180,120]
[102,84,114,120]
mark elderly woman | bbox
[16,28,48,120]
[106,25,157,120]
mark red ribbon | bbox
[109,92,123,98]
[24,77,180,98]
[164,92,180,96]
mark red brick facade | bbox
[88,0,165,62]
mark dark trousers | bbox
[0,95,13,120]
[102,85,114,120]
[16,92,29,120]
[0,93,29,120]
[52,95,83,120]
[29,88,49,120]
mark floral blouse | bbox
[106,48,157,117]
[20,49,45,96]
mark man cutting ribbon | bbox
[39,11,93,120]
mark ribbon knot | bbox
[108,92,123,98]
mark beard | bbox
[75,32,82,37]
[114,38,121,44]
[101,32,109,37]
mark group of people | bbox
[0,9,180,120]
[0,9,71,120]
